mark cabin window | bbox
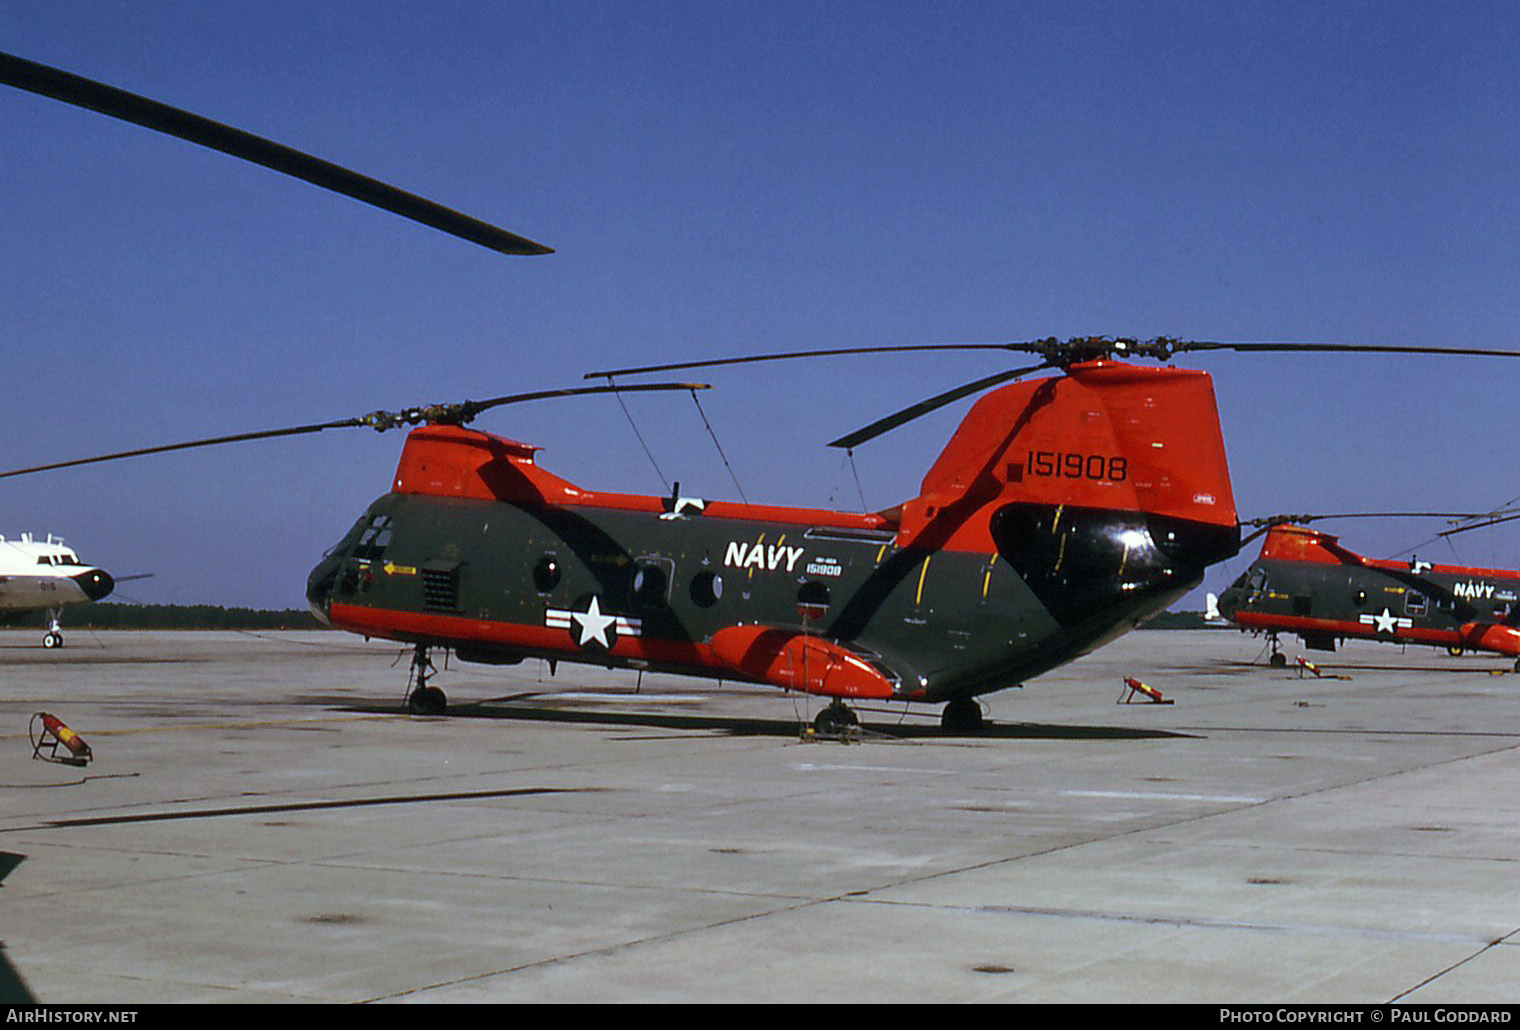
[1247,568,1269,602]
[353,515,393,561]
[533,556,562,593]
[630,558,674,609]
[1406,591,1427,617]
[690,570,723,607]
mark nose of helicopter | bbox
[72,568,115,601]
[305,556,339,625]
[1212,585,1240,620]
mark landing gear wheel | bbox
[1268,652,1287,668]
[408,686,447,715]
[941,697,985,733]
[812,702,858,736]
[1512,658,1520,674]
[1448,646,1465,657]
[42,631,62,649]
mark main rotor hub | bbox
[1032,336,1182,366]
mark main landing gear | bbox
[940,697,985,733]
[812,700,859,736]
[406,644,447,715]
[1266,632,1287,667]
[812,697,989,735]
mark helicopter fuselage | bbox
[306,362,1242,708]
[308,491,1229,702]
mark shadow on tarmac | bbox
[332,699,1197,742]
[0,852,35,1003]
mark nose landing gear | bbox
[405,644,447,715]
[42,610,64,649]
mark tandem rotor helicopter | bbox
[1211,511,1520,671]
[8,51,1520,732]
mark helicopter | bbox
[11,337,1520,733]
[10,51,1520,731]
[0,533,115,648]
[1211,518,1520,671]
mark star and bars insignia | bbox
[545,595,642,650]
[1359,607,1412,636]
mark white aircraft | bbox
[0,534,115,647]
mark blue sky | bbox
[4,0,1520,609]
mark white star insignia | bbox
[1359,607,1410,635]
[570,595,618,649]
[545,596,642,649]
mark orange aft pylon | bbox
[30,712,94,767]
[1120,676,1174,705]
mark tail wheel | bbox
[42,631,63,649]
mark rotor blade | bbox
[1241,510,1503,528]
[585,343,1027,379]
[827,362,1055,450]
[0,50,552,256]
[1174,341,1520,360]
[0,382,708,480]
[0,420,365,480]
[1438,510,1520,539]
[460,382,710,419]
[1238,509,1517,547]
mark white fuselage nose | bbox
[0,535,114,611]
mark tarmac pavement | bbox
[1,627,1517,1004]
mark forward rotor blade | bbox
[0,382,708,480]
[0,50,552,256]
[828,362,1055,450]
[460,381,710,419]
[585,343,1024,380]
[0,420,364,480]
[1238,510,1516,547]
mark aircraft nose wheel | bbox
[404,644,447,715]
[42,631,62,649]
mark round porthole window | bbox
[533,556,561,593]
[690,570,723,607]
